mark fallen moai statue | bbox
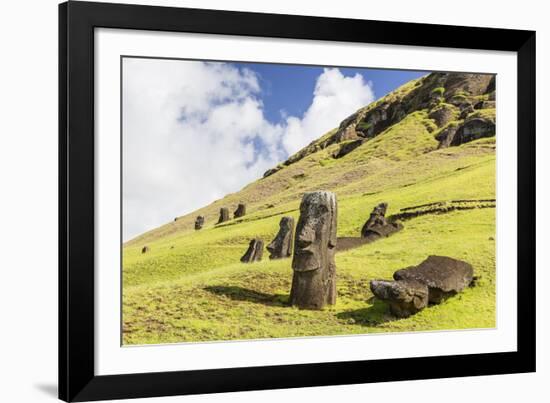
[267,216,294,259]
[217,207,230,224]
[361,202,403,241]
[194,215,205,230]
[370,255,474,317]
[370,279,429,318]
[234,203,246,218]
[290,191,337,310]
[240,238,264,263]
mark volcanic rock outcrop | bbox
[267,216,294,259]
[290,191,337,310]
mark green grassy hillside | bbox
[123,73,496,345]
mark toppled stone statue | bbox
[361,202,403,240]
[267,216,294,259]
[218,207,229,224]
[234,203,247,218]
[194,215,205,230]
[370,279,429,318]
[141,246,149,254]
[393,255,474,303]
[290,191,337,310]
[369,255,474,318]
[240,238,264,263]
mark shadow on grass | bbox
[204,285,289,307]
[337,299,397,326]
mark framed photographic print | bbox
[59,1,536,401]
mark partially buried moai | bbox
[267,216,294,259]
[290,191,337,310]
[240,238,264,263]
[218,207,229,224]
[194,215,205,230]
[234,203,246,218]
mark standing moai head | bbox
[290,191,337,309]
[240,238,264,263]
[267,216,295,259]
[234,203,247,218]
[194,215,205,230]
[141,246,149,254]
[218,207,230,224]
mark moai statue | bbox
[194,215,205,230]
[361,202,403,240]
[240,238,264,263]
[218,207,230,224]
[267,216,295,259]
[234,203,247,218]
[141,246,149,254]
[290,191,338,310]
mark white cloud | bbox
[123,61,374,241]
[281,68,375,154]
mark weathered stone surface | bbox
[333,139,365,159]
[141,246,149,254]
[450,117,495,146]
[194,215,205,230]
[474,100,496,110]
[428,104,456,127]
[361,202,403,240]
[234,203,247,218]
[263,166,282,178]
[290,191,338,310]
[240,238,264,263]
[217,207,230,224]
[370,279,429,318]
[435,123,461,148]
[393,255,474,303]
[267,216,294,259]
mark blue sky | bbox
[237,62,426,123]
[123,58,429,240]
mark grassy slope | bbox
[122,106,496,345]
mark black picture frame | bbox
[59,1,536,401]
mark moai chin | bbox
[290,191,337,310]
[267,216,294,259]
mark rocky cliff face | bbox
[264,72,495,178]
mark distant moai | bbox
[290,191,338,310]
[234,203,247,218]
[361,202,403,240]
[240,238,264,263]
[267,216,294,259]
[141,246,149,254]
[218,207,230,224]
[195,215,205,230]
